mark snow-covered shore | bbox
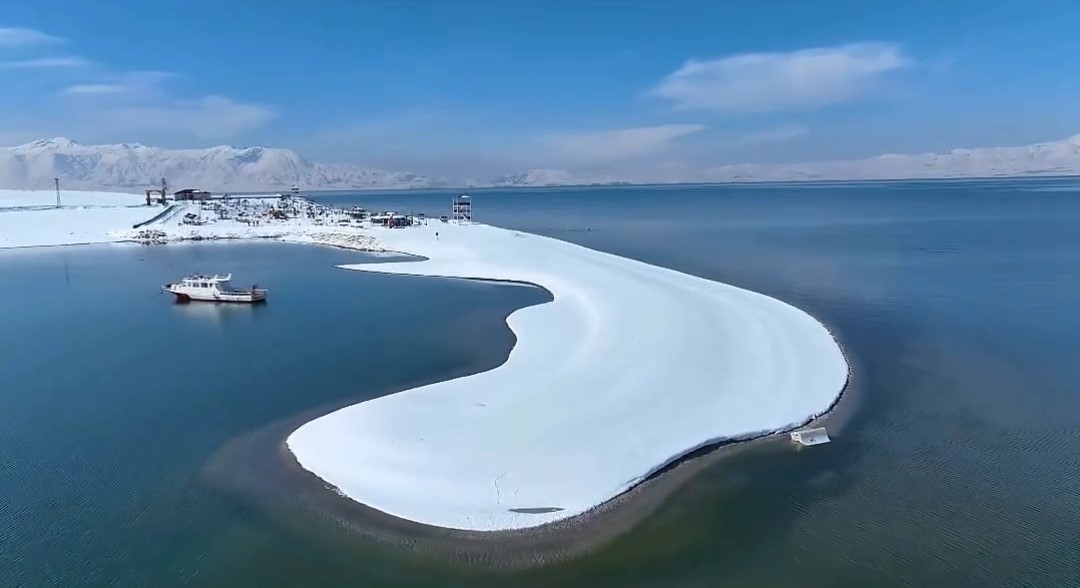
[287,221,849,531]
[119,218,386,252]
[111,197,386,251]
[0,189,160,248]
[0,189,142,210]
[1,188,849,534]
[0,189,385,251]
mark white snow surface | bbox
[0,190,386,251]
[0,188,144,209]
[110,201,386,252]
[287,221,849,531]
[0,189,159,248]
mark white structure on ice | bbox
[790,427,831,446]
[287,220,849,531]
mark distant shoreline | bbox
[5,170,1079,198]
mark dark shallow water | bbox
[4,179,1080,586]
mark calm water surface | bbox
[3,179,1079,586]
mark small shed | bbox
[790,427,831,446]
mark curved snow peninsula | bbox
[287,221,848,532]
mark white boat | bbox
[790,427,831,446]
[162,274,267,303]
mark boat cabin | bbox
[181,275,232,290]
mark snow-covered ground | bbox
[0,189,144,210]
[110,198,386,251]
[287,220,849,531]
[0,189,386,251]
[0,207,163,249]
[0,190,161,248]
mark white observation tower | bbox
[452,194,472,223]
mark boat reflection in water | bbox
[170,298,265,326]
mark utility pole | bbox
[54,177,61,208]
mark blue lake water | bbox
[3,179,1079,586]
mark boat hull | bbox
[162,285,266,303]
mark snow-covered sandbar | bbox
[287,220,849,532]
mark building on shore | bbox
[173,189,212,201]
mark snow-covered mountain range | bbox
[492,169,631,187]
[0,138,432,191]
[4,134,1080,191]
[496,134,1080,186]
[699,133,1080,183]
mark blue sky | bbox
[3,0,1080,181]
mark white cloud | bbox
[736,125,809,145]
[0,27,62,47]
[544,124,706,164]
[0,26,272,142]
[59,72,272,139]
[650,42,910,113]
[59,71,175,98]
[105,95,276,139]
[62,84,128,95]
[0,56,91,69]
